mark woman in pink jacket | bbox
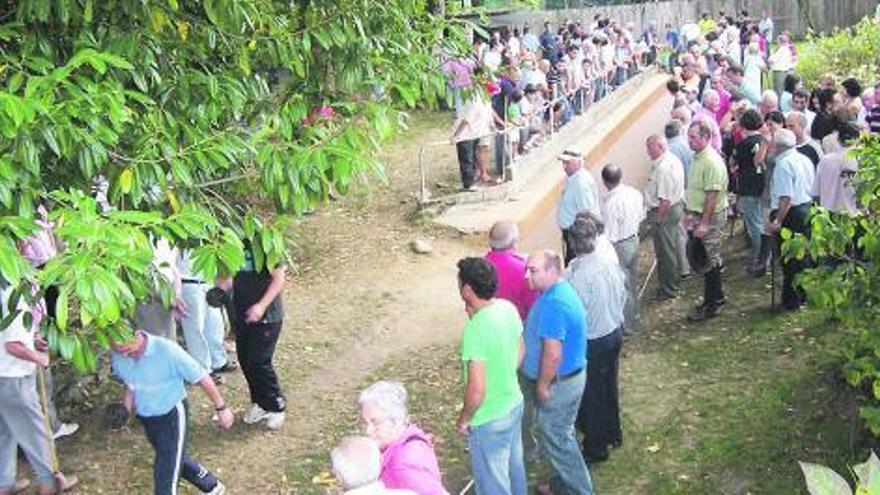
[358,381,448,495]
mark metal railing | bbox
[417,66,644,204]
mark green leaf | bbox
[799,461,853,495]
[853,452,880,494]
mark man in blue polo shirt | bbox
[112,329,234,495]
[521,250,594,495]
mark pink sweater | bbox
[380,425,447,495]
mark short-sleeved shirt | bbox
[557,169,600,230]
[460,300,523,426]
[812,150,859,214]
[565,254,625,340]
[484,250,537,320]
[686,147,729,213]
[112,333,208,417]
[602,184,645,243]
[796,142,821,167]
[866,106,880,134]
[733,134,765,197]
[770,148,815,209]
[644,152,685,208]
[233,246,284,324]
[521,280,587,380]
[668,136,695,181]
[0,285,36,378]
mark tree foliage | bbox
[796,17,880,87]
[0,0,466,371]
[784,133,880,436]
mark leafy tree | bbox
[796,17,880,87]
[0,0,465,371]
[784,133,880,435]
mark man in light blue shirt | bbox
[557,149,600,265]
[766,129,815,311]
[112,330,234,495]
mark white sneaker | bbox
[205,481,226,495]
[265,411,285,430]
[53,422,80,440]
[242,404,269,424]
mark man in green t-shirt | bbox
[685,120,729,322]
[456,257,526,495]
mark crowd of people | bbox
[3,6,880,495]
[446,16,658,192]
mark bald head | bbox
[526,249,562,292]
[601,163,623,189]
[489,220,519,251]
[331,436,381,490]
[671,105,692,126]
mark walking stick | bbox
[459,479,475,495]
[639,259,658,301]
[36,367,64,492]
[769,235,777,313]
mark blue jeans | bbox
[139,400,219,495]
[738,195,764,263]
[525,371,595,495]
[180,282,228,371]
[468,402,527,495]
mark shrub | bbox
[796,17,880,87]
[785,133,880,435]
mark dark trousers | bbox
[494,133,509,177]
[577,328,623,458]
[236,320,286,412]
[774,203,812,309]
[456,139,478,188]
[139,400,218,495]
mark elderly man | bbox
[557,149,600,266]
[331,436,416,494]
[484,221,537,320]
[785,111,822,167]
[564,217,626,465]
[0,283,78,495]
[759,90,780,118]
[456,258,526,495]
[111,329,233,495]
[645,135,686,300]
[694,89,723,151]
[601,164,644,333]
[685,120,729,321]
[521,250,594,495]
[766,129,815,311]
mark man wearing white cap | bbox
[557,149,601,266]
[765,129,815,311]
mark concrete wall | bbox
[492,0,876,38]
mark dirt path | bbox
[60,112,482,493]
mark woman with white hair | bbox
[358,381,447,495]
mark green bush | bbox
[785,133,880,435]
[796,17,880,87]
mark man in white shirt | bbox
[557,149,601,266]
[644,135,686,300]
[601,164,645,334]
[0,283,78,495]
[812,124,860,214]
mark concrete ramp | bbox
[434,71,672,244]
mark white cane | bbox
[639,259,658,300]
[459,479,475,495]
